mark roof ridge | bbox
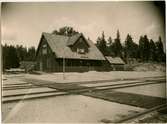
[42,32,69,38]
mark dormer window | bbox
[77,48,85,54]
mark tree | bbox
[3,45,20,69]
[107,36,115,56]
[155,36,166,62]
[149,39,156,61]
[52,26,79,36]
[139,35,150,61]
[2,44,36,70]
[144,35,150,61]
[125,34,133,58]
[2,44,9,69]
[26,47,36,61]
[124,34,138,59]
[139,36,144,60]
[16,45,28,61]
[107,36,112,47]
[112,30,123,57]
[96,32,108,56]
[96,37,101,47]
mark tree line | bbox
[96,30,166,63]
[2,26,166,70]
[2,44,36,70]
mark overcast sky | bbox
[2,1,165,48]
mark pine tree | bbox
[27,47,36,61]
[149,39,156,61]
[2,44,36,70]
[125,34,138,59]
[8,45,20,68]
[96,32,108,56]
[107,36,112,46]
[155,36,166,62]
[139,35,150,62]
[139,36,144,61]
[144,35,150,61]
[107,36,114,56]
[125,34,132,58]
[112,30,122,57]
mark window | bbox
[43,44,47,48]
[42,44,47,55]
[77,48,85,54]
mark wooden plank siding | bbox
[54,59,106,72]
[36,36,58,72]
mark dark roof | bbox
[105,56,125,64]
[41,32,105,60]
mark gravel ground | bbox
[25,71,165,83]
[2,71,166,123]
[2,95,145,123]
[2,71,165,84]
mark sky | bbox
[1,1,165,49]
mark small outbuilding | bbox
[105,56,125,71]
[35,32,106,72]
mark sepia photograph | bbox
[1,1,167,123]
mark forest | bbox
[2,44,36,70]
[2,26,166,70]
[96,30,166,63]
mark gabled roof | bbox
[105,56,125,64]
[66,33,81,46]
[66,33,89,47]
[40,32,105,60]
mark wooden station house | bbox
[35,32,106,72]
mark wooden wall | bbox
[36,36,59,72]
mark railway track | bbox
[64,79,165,93]
[116,103,167,123]
[2,77,166,103]
[2,77,166,123]
[2,82,68,103]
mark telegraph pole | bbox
[63,54,65,80]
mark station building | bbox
[35,32,106,72]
